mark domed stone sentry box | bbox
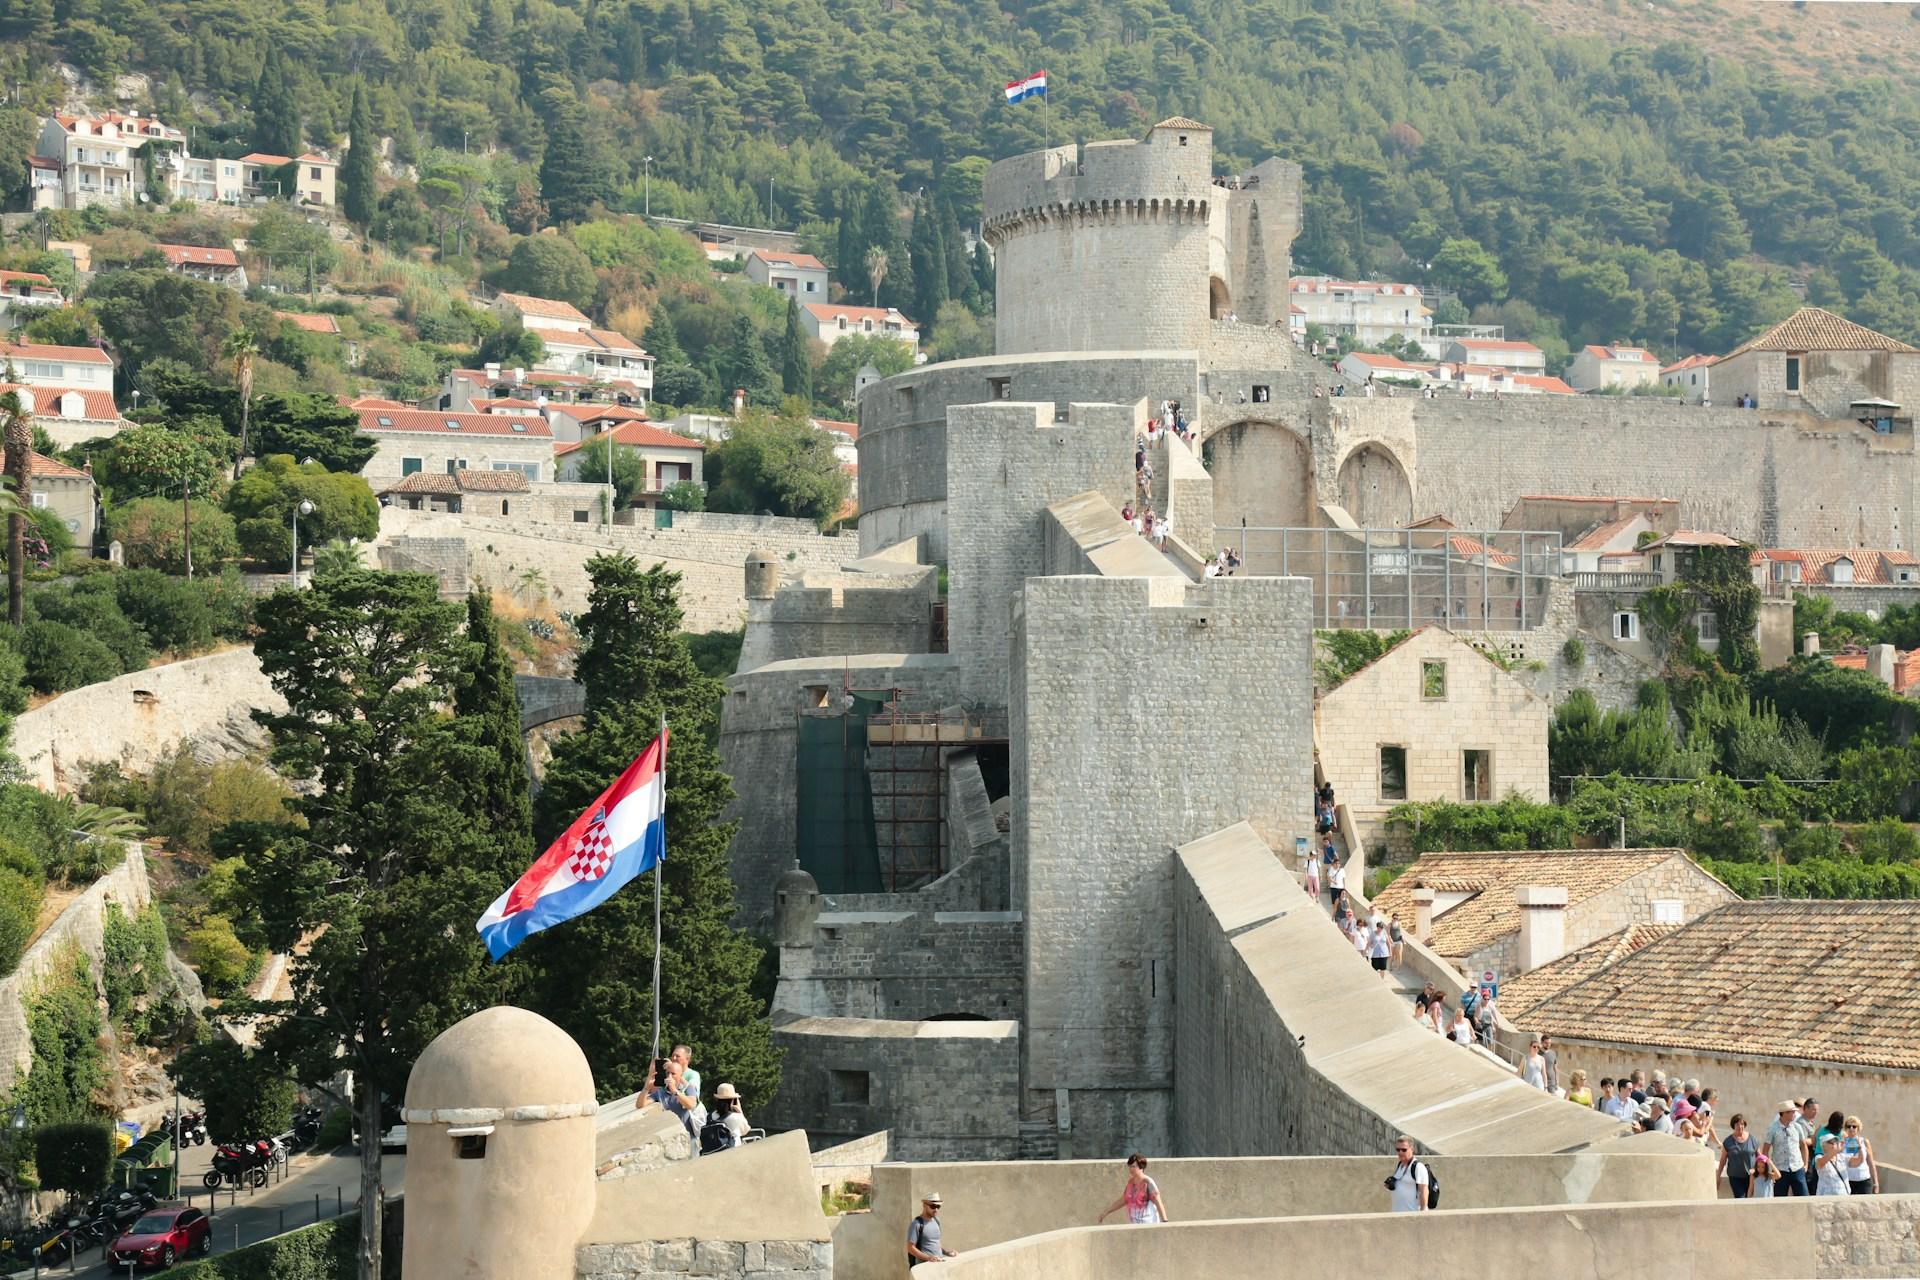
[744,549,781,600]
[403,1006,598,1279]
[772,862,821,948]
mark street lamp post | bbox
[643,156,654,218]
[291,498,314,586]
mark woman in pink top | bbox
[1098,1154,1171,1225]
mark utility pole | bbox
[643,156,653,218]
[182,473,192,580]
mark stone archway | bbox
[1336,443,1415,526]
[1205,419,1315,533]
[1209,276,1232,320]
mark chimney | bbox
[733,387,746,417]
[511,367,525,386]
[1867,643,1898,688]
[1803,631,1820,657]
[483,362,501,378]
[1411,887,1435,944]
[1516,885,1568,972]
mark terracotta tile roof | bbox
[0,340,112,366]
[1724,307,1919,359]
[1642,529,1739,549]
[1153,116,1211,130]
[1344,352,1427,372]
[494,292,592,325]
[239,152,293,166]
[1661,354,1718,375]
[54,113,180,138]
[553,421,703,456]
[560,403,650,424]
[158,243,239,268]
[586,328,644,354]
[0,449,91,481]
[276,311,339,334]
[1754,547,1918,585]
[357,407,553,439]
[1583,344,1656,362]
[1516,494,1676,505]
[1829,648,1920,693]
[1499,923,1681,1017]
[1289,277,1424,298]
[1566,514,1644,553]
[381,468,530,496]
[1371,849,1687,960]
[1515,375,1577,395]
[343,396,408,409]
[812,418,858,440]
[471,397,544,413]
[749,250,826,271]
[525,327,648,358]
[1517,900,1920,1071]
[1447,339,1543,353]
[803,303,918,327]
[451,368,648,396]
[0,271,59,293]
[0,384,121,421]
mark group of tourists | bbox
[1149,400,1191,443]
[1201,546,1242,577]
[1411,980,1500,1048]
[645,1044,755,1156]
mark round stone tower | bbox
[982,118,1217,357]
[744,548,781,600]
[403,1006,598,1279]
[772,861,821,948]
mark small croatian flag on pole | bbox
[1005,70,1048,103]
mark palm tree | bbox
[2,389,33,626]
[864,246,888,308]
[517,565,548,605]
[60,800,146,842]
[224,327,260,481]
[310,539,364,580]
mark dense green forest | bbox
[7,0,1920,364]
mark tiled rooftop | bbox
[1498,923,1680,1017]
[1516,901,1920,1071]
[1725,307,1918,358]
[1371,849,1685,959]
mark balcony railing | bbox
[1570,571,1661,591]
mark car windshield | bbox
[128,1214,175,1235]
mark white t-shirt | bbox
[1352,927,1370,954]
[1390,1159,1429,1212]
[1329,865,1345,891]
[724,1111,750,1141]
[1450,1017,1473,1045]
[1368,930,1391,959]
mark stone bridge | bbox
[515,674,586,731]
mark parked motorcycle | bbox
[202,1138,273,1189]
[291,1105,324,1148]
[161,1109,209,1146]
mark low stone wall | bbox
[10,648,282,792]
[920,1194,1920,1280]
[777,909,1023,1022]
[0,844,169,1092]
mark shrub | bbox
[18,948,108,1127]
[170,1209,402,1279]
[167,1038,296,1143]
[32,1121,113,1195]
[661,479,706,511]
[114,568,216,652]
[27,580,151,671]
[101,902,171,1027]
[1561,635,1585,668]
[0,867,43,977]
[109,498,240,573]
[142,745,294,857]
[19,619,122,693]
[183,916,256,996]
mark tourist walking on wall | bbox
[1448,1003,1474,1045]
[1768,1102,1810,1196]
[1326,851,1344,908]
[1565,1070,1592,1108]
[1719,1115,1759,1199]
[907,1194,958,1266]
[1367,918,1392,977]
[1522,1040,1547,1090]
[1386,1137,1430,1212]
[1841,1117,1879,1194]
[1304,846,1321,899]
[1814,1136,1850,1196]
[1097,1154,1171,1225]
[1538,1034,1560,1094]
[1388,913,1404,970]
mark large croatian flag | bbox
[1005,70,1048,103]
[476,729,668,961]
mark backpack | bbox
[698,1109,734,1155]
[1395,1159,1441,1209]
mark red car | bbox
[108,1206,211,1270]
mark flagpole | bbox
[650,713,666,1073]
[1043,70,1050,149]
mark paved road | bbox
[11,1146,406,1278]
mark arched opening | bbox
[1209,276,1232,320]
[1205,419,1314,533]
[1337,444,1415,527]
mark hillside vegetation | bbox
[7,0,1920,367]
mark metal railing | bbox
[1218,525,1563,632]
[1569,571,1661,591]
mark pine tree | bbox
[910,199,948,328]
[643,308,688,366]
[781,298,813,404]
[518,556,779,1104]
[454,593,535,860]
[251,49,302,158]
[341,83,378,227]
[538,87,616,226]
[721,313,779,408]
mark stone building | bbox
[1313,628,1550,849]
[1711,307,1920,416]
[1369,847,1739,983]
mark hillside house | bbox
[379,468,530,516]
[553,421,703,509]
[1289,277,1430,347]
[0,340,114,390]
[801,304,919,352]
[490,293,653,395]
[33,113,183,209]
[357,407,555,486]
[156,244,247,289]
[0,448,98,553]
[1567,344,1660,393]
[0,272,64,329]
[1438,338,1546,373]
[1711,307,1920,416]
[236,153,337,205]
[744,251,829,302]
[1659,353,1716,404]
[0,383,126,450]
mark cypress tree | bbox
[721,313,779,408]
[938,195,972,306]
[538,87,616,225]
[454,593,535,860]
[519,556,779,1103]
[781,298,813,404]
[251,49,302,158]
[972,239,996,310]
[340,83,378,227]
[643,307,688,367]
[909,199,947,327]
[864,186,912,315]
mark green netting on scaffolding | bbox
[793,693,890,894]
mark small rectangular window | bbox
[401,458,422,476]
[803,684,831,709]
[1613,611,1639,642]
[1463,749,1492,802]
[456,1134,487,1159]
[1421,660,1446,700]
[1651,898,1684,925]
[1252,385,1270,402]
[29,493,46,509]
[1695,611,1719,642]
[987,376,1011,400]
[1784,357,1800,392]
[573,509,590,523]
[828,1069,870,1106]
[1379,746,1407,801]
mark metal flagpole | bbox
[1043,71,1050,149]
[649,714,666,1070]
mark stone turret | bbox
[745,548,781,600]
[773,861,821,948]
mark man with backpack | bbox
[907,1193,958,1266]
[1386,1137,1437,1212]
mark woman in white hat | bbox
[712,1083,751,1145]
